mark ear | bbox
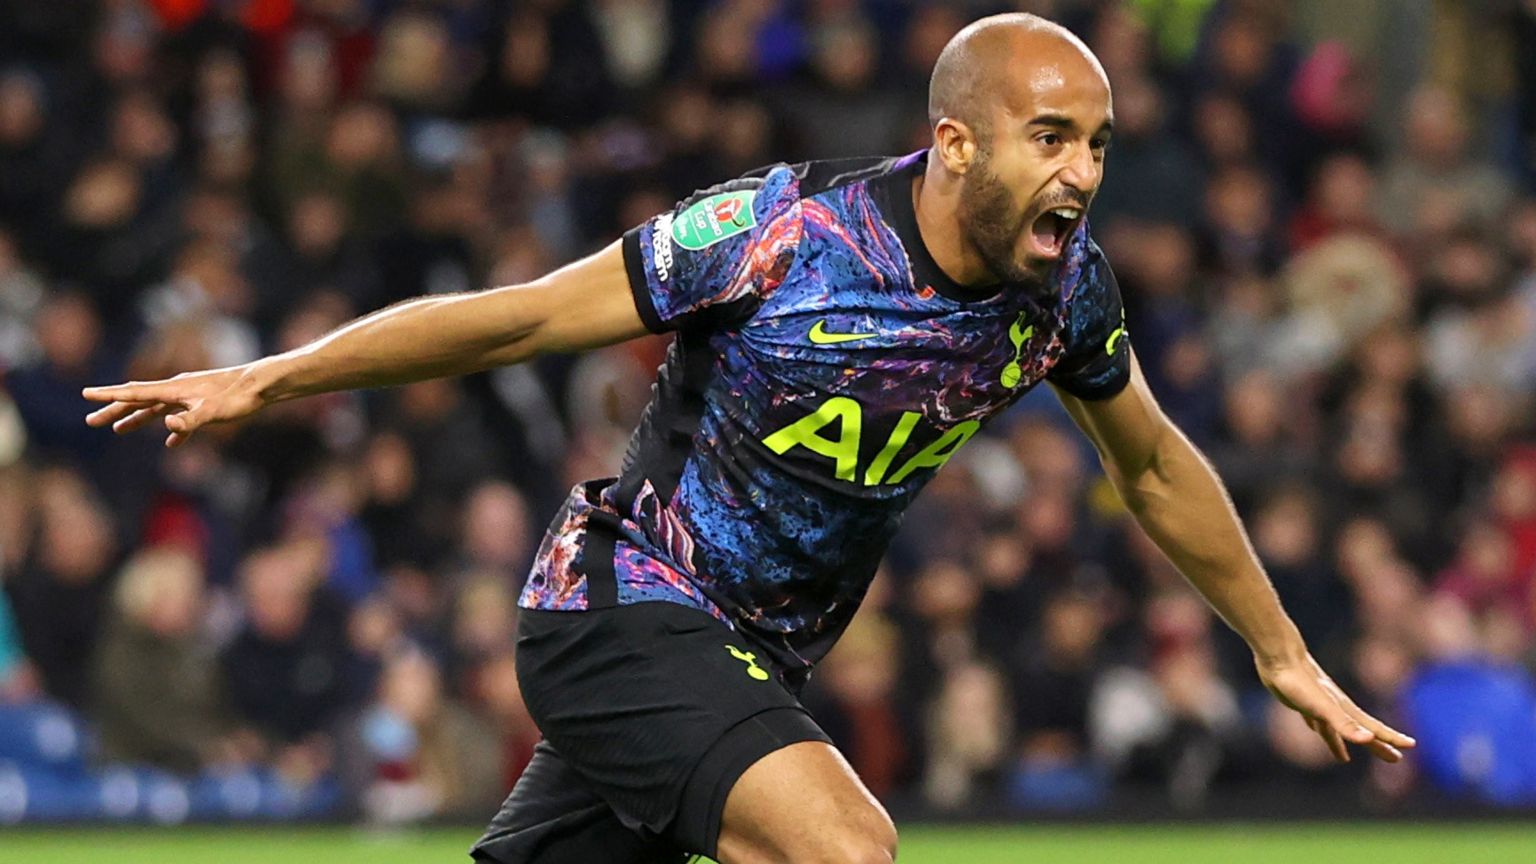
[932,117,978,175]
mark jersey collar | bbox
[878,150,1063,308]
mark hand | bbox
[82,363,268,447]
[1257,651,1415,763]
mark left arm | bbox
[1055,351,1414,764]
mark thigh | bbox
[470,741,684,864]
[514,602,824,855]
[673,706,832,856]
[715,741,897,864]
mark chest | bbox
[709,279,1067,489]
[734,287,1066,424]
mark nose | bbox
[1058,143,1100,196]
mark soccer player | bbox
[83,13,1414,864]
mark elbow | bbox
[1107,441,1177,517]
[482,325,544,367]
[1110,467,1163,519]
[474,291,550,367]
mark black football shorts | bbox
[470,601,831,863]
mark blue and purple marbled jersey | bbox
[518,153,1130,673]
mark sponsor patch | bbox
[651,212,675,282]
[671,190,757,251]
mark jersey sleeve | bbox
[1047,238,1132,400]
[620,165,805,333]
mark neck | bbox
[914,149,996,288]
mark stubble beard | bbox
[959,149,1054,298]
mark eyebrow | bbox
[1026,113,1115,138]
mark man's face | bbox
[958,53,1112,288]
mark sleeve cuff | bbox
[1052,359,1132,401]
[621,226,667,334]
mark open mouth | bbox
[1026,205,1083,260]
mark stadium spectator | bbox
[924,659,1011,811]
[220,544,348,782]
[1286,152,1381,253]
[7,293,118,466]
[775,14,905,160]
[1091,592,1244,810]
[1088,74,1202,227]
[453,480,536,586]
[1012,590,1105,760]
[90,545,244,774]
[447,576,517,694]
[1376,86,1515,239]
[348,647,502,823]
[466,648,541,791]
[0,227,46,370]
[4,465,117,709]
[804,611,907,800]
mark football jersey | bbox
[518,151,1131,675]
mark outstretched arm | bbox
[84,241,646,447]
[1054,350,1415,764]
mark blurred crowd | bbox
[3,0,1536,825]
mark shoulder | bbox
[669,164,803,228]
[781,155,912,198]
[671,156,911,244]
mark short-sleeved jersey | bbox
[518,152,1130,676]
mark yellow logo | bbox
[725,645,771,681]
[1001,314,1034,388]
[1106,323,1127,355]
[809,319,877,345]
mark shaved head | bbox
[928,13,1108,136]
[919,13,1114,290]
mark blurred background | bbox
[1,0,1535,835]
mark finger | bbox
[1311,672,1415,760]
[1339,718,1375,745]
[1303,715,1349,762]
[163,402,217,445]
[85,400,155,427]
[165,404,209,434]
[1289,683,1365,747]
[1365,739,1404,763]
[1319,723,1350,763]
[1354,713,1416,751]
[1336,696,1417,749]
[82,383,167,403]
[1314,694,1375,747]
[113,404,172,434]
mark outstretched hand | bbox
[82,365,266,448]
[1258,652,1415,763]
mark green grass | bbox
[2,824,1531,864]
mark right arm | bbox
[84,241,646,446]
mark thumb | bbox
[165,402,211,433]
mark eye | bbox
[1038,132,1063,147]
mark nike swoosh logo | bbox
[809,319,877,345]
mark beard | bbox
[957,149,1054,295]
